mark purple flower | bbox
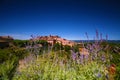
[101,55,106,62]
[106,34,108,41]
[85,32,89,40]
[84,54,89,62]
[71,51,76,61]
[100,33,103,41]
[79,54,84,64]
[97,72,101,78]
[96,29,99,40]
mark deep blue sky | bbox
[0,0,120,40]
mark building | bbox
[0,36,14,48]
[35,35,76,46]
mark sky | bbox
[0,0,120,40]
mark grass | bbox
[13,51,108,80]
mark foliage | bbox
[37,40,48,47]
[52,42,63,51]
[0,48,13,63]
[13,52,108,80]
[110,52,120,79]
[72,44,79,52]
[13,40,29,47]
[1,33,120,80]
[64,45,71,53]
[0,47,28,80]
[0,58,18,80]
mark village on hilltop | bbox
[0,35,89,55]
[0,35,76,47]
[31,35,76,47]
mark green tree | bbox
[52,42,63,51]
[13,39,29,47]
[64,45,71,52]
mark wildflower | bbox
[100,33,103,42]
[84,54,89,62]
[85,32,89,40]
[96,29,99,40]
[71,50,77,61]
[106,34,108,41]
[97,72,101,78]
[101,55,106,62]
[79,54,84,64]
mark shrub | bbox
[13,40,29,47]
[0,47,28,80]
[0,57,18,80]
[13,52,108,80]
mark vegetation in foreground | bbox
[0,32,120,80]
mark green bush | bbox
[0,49,12,63]
[0,47,28,80]
[52,42,63,51]
[0,57,18,80]
[64,45,71,53]
[110,52,120,79]
[13,40,29,47]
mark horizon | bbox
[1,34,120,41]
[0,0,120,40]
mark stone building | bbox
[0,36,14,48]
[36,35,75,46]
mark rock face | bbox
[34,35,76,46]
[0,36,14,48]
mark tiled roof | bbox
[0,36,13,42]
[34,35,76,46]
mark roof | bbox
[0,36,13,42]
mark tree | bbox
[64,45,71,52]
[52,42,63,51]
